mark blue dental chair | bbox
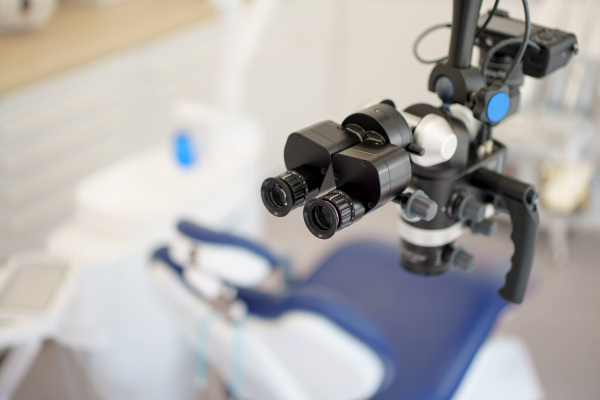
[154,221,510,400]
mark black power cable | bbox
[413,23,451,64]
[475,0,500,39]
[502,0,531,84]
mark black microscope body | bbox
[260,0,578,304]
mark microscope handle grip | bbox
[500,196,539,304]
[470,168,540,303]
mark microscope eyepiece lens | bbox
[270,184,288,207]
[313,205,334,230]
[261,171,309,217]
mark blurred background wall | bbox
[0,0,452,262]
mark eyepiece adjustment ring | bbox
[261,170,308,217]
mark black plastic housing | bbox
[401,241,453,276]
[477,10,578,78]
[331,140,412,212]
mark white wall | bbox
[0,0,592,259]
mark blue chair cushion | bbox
[241,241,508,400]
[153,240,509,400]
[153,245,398,394]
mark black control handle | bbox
[471,168,540,304]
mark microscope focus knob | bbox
[471,219,498,236]
[459,196,486,223]
[450,248,476,272]
[401,190,438,221]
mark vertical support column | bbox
[448,0,484,68]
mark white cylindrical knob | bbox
[408,113,457,167]
[449,104,481,140]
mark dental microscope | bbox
[260,0,578,304]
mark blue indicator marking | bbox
[486,92,510,123]
[174,131,196,167]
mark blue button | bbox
[486,92,510,123]
[174,131,196,167]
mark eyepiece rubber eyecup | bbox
[261,177,294,217]
[261,171,309,217]
[304,199,340,239]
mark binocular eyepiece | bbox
[261,102,438,239]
